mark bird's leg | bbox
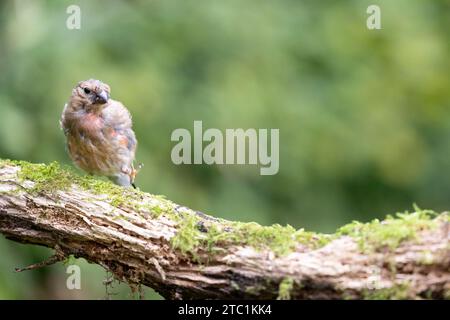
[129,162,143,189]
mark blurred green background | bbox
[0,0,449,299]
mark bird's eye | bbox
[83,88,91,94]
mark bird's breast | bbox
[79,113,105,135]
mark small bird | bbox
[61,79,138,187]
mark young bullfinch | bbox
[61,79,138,187]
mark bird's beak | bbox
[95,90,109,104]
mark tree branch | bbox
[0,160,449,299]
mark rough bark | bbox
[0,161,449,300]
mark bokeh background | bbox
[0,0,449,299]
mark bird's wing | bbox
[102,100,137,153]
[102,100,132,129]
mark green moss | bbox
[202,221,332,257]
[237,223,304,256]
[277,277,295,300]
[148,205,164,217]
[166,212,333,260]
[364,283,411,300]
[7,159,121,198]
[76,174,142,209]
[0,159,14,168]
[15,160,75,193]
[337,209,438,253]
[109,195,126,207]
[170,213,202,258]
[4,159,172,218]
[63,254,78,266]
[206,222,295,256]
[295,229,333,248]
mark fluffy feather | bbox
[61,79,137,187]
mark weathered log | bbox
[0,160,448,299]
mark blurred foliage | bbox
[0,0,449,299]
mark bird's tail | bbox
[109,174,133,188]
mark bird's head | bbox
[71,79,111,112]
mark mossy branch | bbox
[0,159,449,299]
